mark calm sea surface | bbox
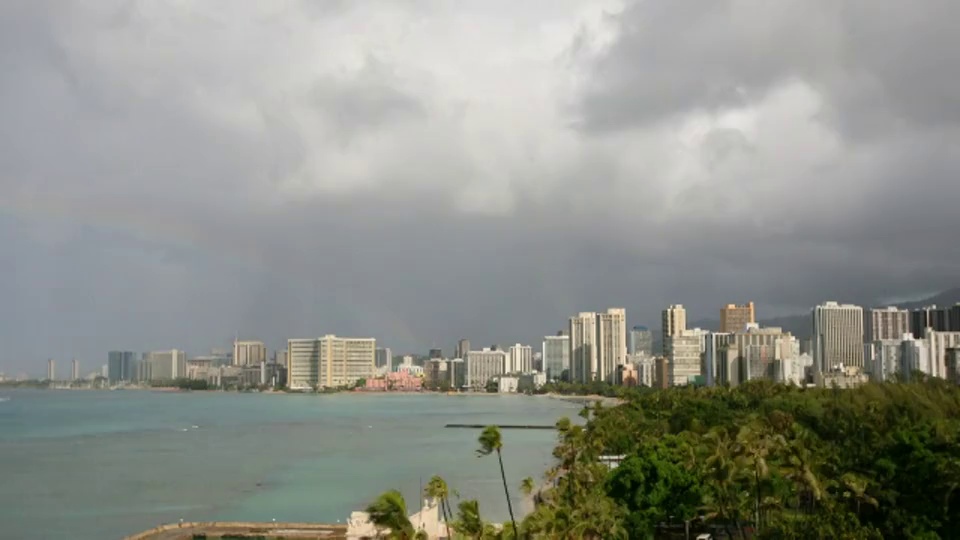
[0,389,580,539]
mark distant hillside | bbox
[650,288,960,352]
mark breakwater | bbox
[444,423,556,429]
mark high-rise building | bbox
[507,344,533,374]
[900,336,931,381]
[812,302,865,376]
[667,329,704,386]
[465,348,507,389]
[569,312,598,383]
[597,308,628,383]
[866,339,905,382]
[71,359,79,381]
[662,305,687,355]
[286,335,375,390]
[720,302,755,333]
[374,347,393,368]
[910,305,950,338]
[924,329,960,380]
[233,341,267,366]
[455,339,470,360]
[108,351,138,383]
[946,348,960,384]
[139,350,187,382]
[703,332,733,387]
[47,359,55,381]
[629,326,653,357]
[542,334,570,381]
[429,348,443,360]
[870,307,910,341]
[950,305,960,332]
[654,356,669,389]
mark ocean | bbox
[0,389,579,539]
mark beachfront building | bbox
[233,340,267,366]
[138,350,187,382]
[507,344,533,374]
[287,335,376,390]
[542,333,569,381]
[108,351,138,383]
[465,348,506,390]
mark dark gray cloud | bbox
[2,0,960,375]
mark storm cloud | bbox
[3,0,959,374]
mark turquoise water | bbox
[0,389,579,539]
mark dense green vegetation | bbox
[371,379,960,539]
[534,380,624,397]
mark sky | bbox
[3,0,960,374]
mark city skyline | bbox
[9,290,960,378]
[4,2,960,372]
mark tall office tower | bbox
[629,326,653,357]
[720,302,756,333]
[108,351,138,383]
[597,308,628,383]
[507,344,533,374]
[139,350,187,382]
[455,339,470,360]
[233,341,267,366]
[542,334,570,381]
[812,302,865,376]
[662,305,687,355]
[287,335,375,389]
[47,359,55,381]
[667,329,704,386]
[465,348,507,389]
[374,347,393,368]
[910,305,950,338]
[569,312,598,383]
[870,307,910,341]
[71,359,79,381]
[429,348,443,360]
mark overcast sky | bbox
[3,0,959,374]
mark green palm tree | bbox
[520,477,535,497]
[454,499,485,539]
[366,489,417,539]
[425,475,453,540]
[477,425,517,538]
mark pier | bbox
[444,423,556,430]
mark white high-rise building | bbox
[233,341,267,366]
[662,305,687,356]
[900,336,932,380]
[508,344,533,374]
[569,312,598,383]
[866,339,904,382]
[46,359,55,381]
[139,350,187,382]
[924,329,960,380]
[870,307,910,341]
[812,302,865,377]
[597,308,628,383]
[286,335,375,389]
[542,334,570,381]
[465,348,507,390]
[71,359,80,381]
[667,329,704,386]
